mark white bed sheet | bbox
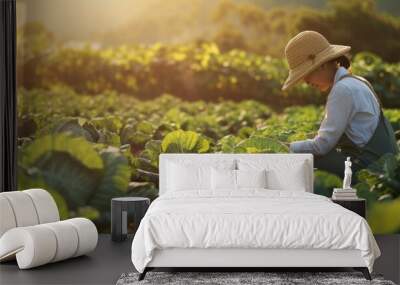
[131,189,380,273]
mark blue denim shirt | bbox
[290,67,380,155]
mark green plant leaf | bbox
[21,134,103,170]
[127,181,158,200]
[88,148,131,211]
[73,206,100,221]
[31,152,100,209]
[48,189,70,220]
[92,116,122,133]
[217,134,241,153]
[368,198,400,234]
[136,121,154,134]
[17,166,71,220]
[141,140,162,168]
[161,130,210,153]
[52,118,98,142]
[236,136,289,153]
[313,170,342,197]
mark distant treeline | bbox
[211,0,400,62]
[18,0,400,63]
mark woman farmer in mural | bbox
[282,31,398,180]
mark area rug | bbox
[116,271,396,285]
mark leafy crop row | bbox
[17,87,400,233]
[20,43,400,110]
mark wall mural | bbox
[16,0,400,234]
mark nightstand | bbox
[331,198,366,218]
[111,197,150,242]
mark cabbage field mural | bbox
[16,0,400,233]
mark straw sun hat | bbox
[282,31,351,91]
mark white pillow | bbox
[211,168,268,190]
[211,168,236,190]
[236,169,267,188]
[237,159,308,191]
[167,162,211,191]
[266,162,307,191]
[166,159,236,192]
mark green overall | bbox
[314,74,399,181]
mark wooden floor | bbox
[0,234,134,285]
[0,234,398,285]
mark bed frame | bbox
[138,154,372,281]
[139,248,371,280]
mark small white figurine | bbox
[343,157,352,190]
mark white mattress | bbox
[131,190,380,273]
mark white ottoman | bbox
[0,189,98,269]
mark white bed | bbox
[131,154,380,280]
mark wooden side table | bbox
[111,197,150,242]
[331,198,366,218]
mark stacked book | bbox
[332,188,358,200]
